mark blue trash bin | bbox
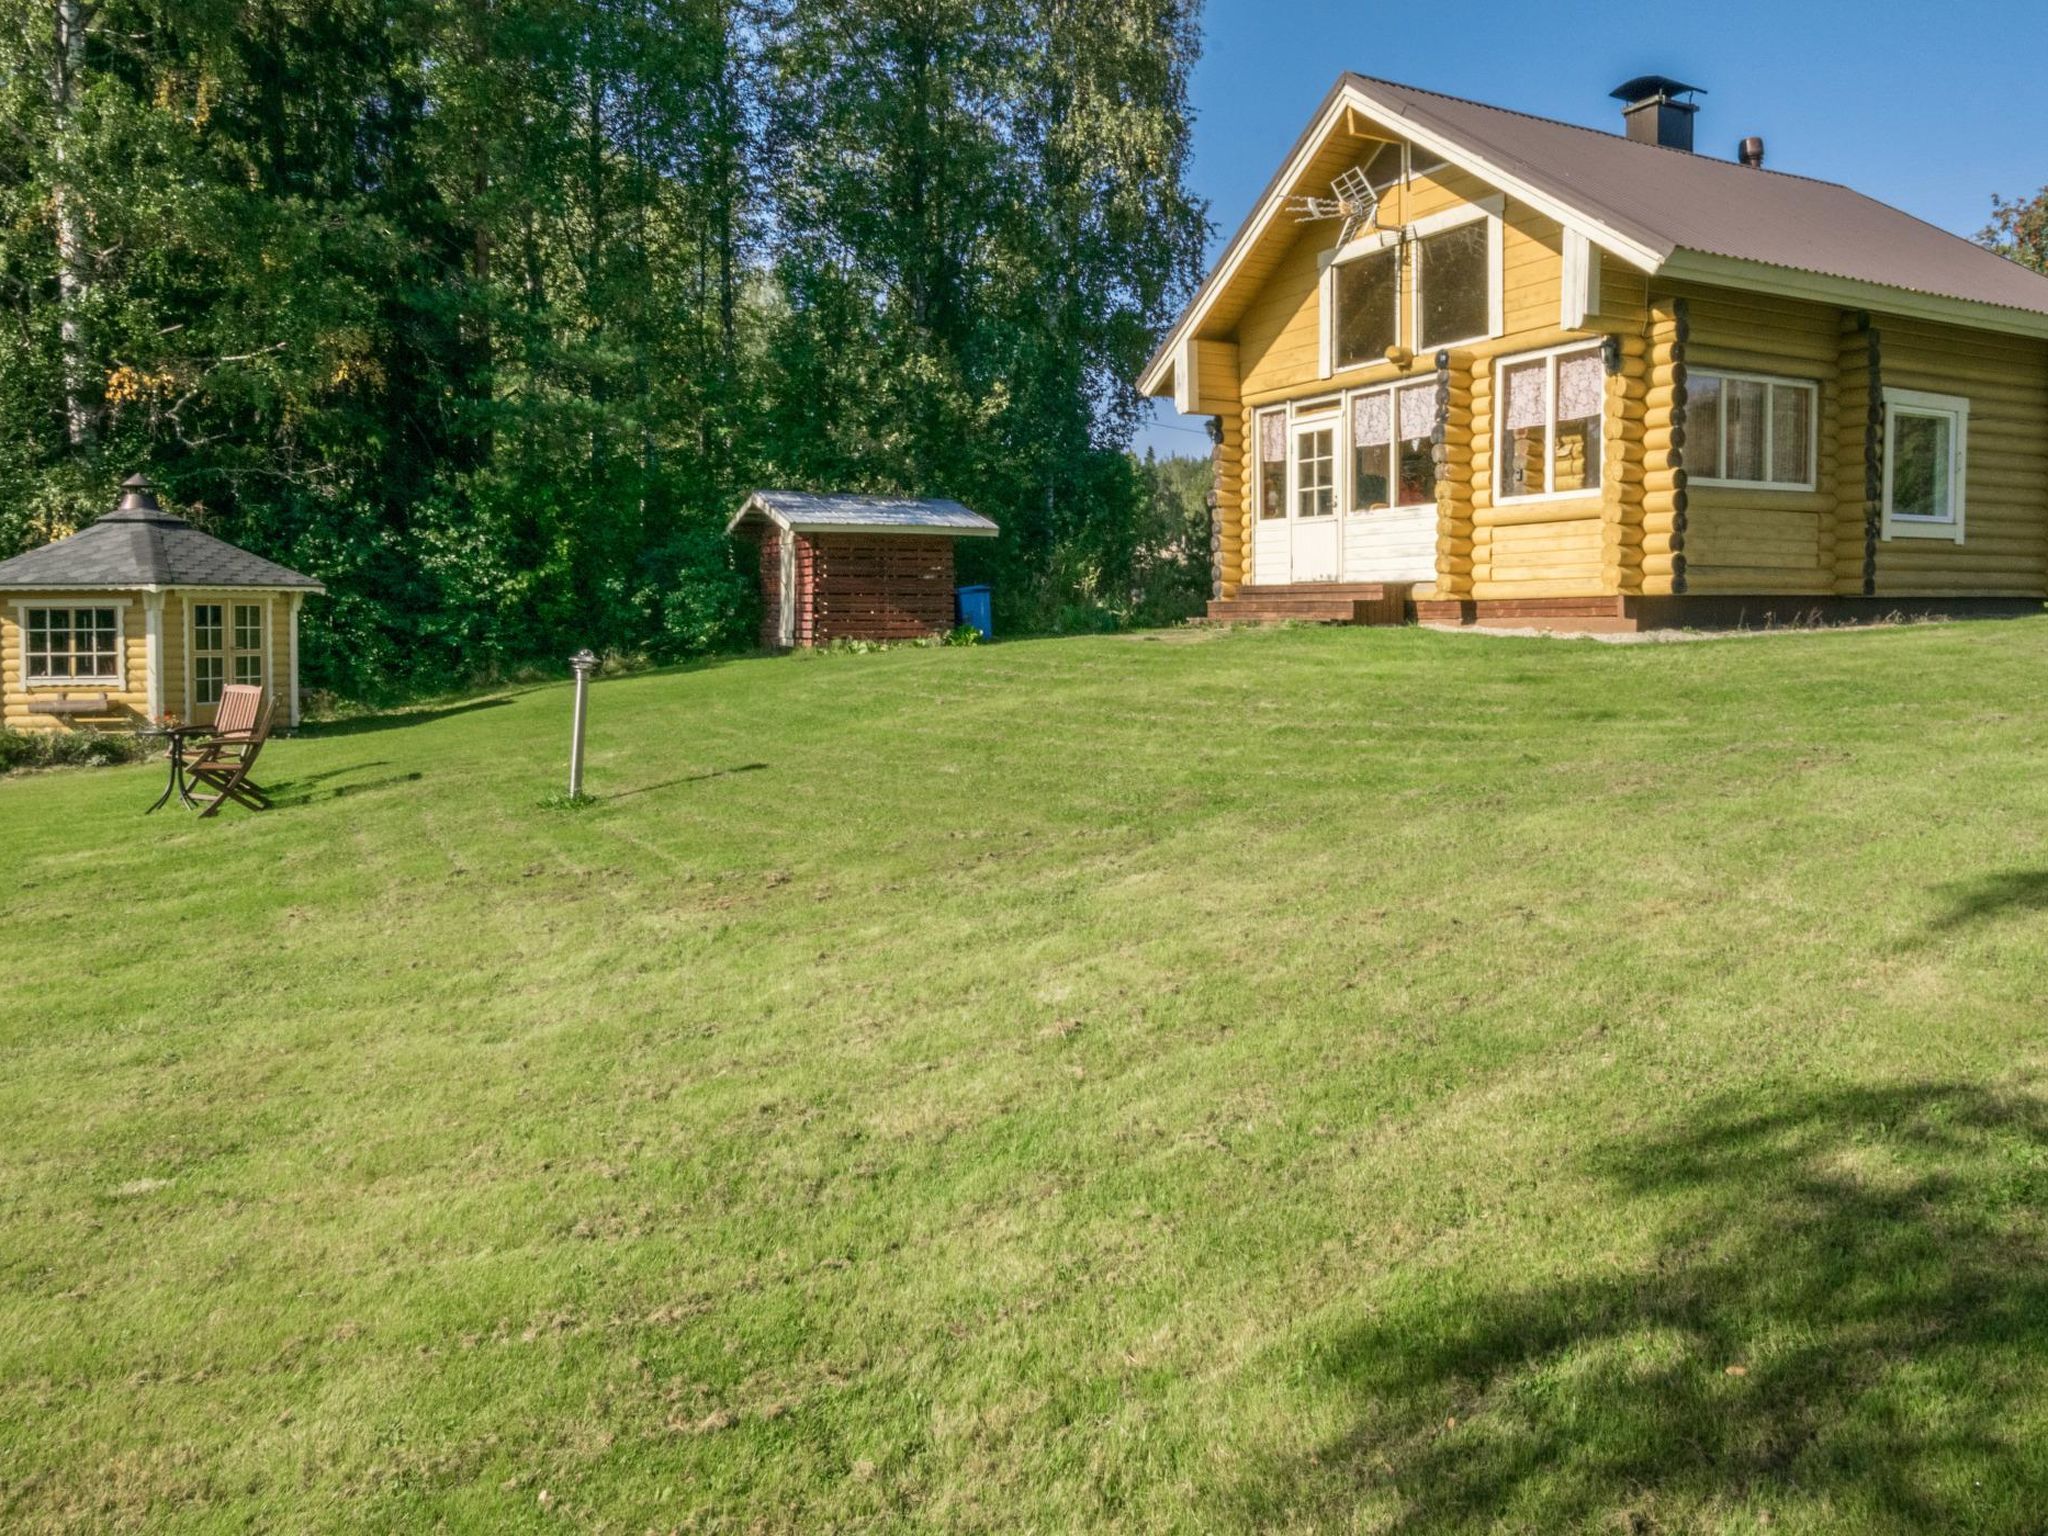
[955,584,993,639]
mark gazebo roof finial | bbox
[114,472,162,517]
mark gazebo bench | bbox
[27,695,111,717]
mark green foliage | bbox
[0,0,1207,703]
[0,727,153,773]
[1981,187,2048,274]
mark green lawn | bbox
[4,620,2048,1533]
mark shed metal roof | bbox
[0,477,323,592]
[728,491,999,537]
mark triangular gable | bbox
[1139,76,1667,404]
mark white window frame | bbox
[1688,369,1820,492]
[1409,196,1504,355]
[1319,234,1402,379]
[15,601,126,689]
[1881,387,1969,543]
[1319,194,1503,378]
[1344,381,1440,515]
[1290,409,1340,522]
[1493,340,1607,506]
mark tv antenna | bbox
[1287,166,1381,247]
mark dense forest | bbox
[0,0,1211,698]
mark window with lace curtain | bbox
[1497,343,1605,501]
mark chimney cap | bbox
[1739,136,1766,169]
[1610,75,1706,105]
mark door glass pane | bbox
[1394,384,1437,506]
[1258,412,1288,520]
[195,657,225,706]
[1417,221,1490,349]
[1685,374,1723,479]
[1770,385,1812,484]
[1892,412,1952,519]
[193,604,223,652]
[1501,359,1548,498]
[1295,427,1335,518]
[1724,378,1767,481]
[234,604,263,651]
[1333,247,1398,369]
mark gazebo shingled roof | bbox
[0,475,323,592]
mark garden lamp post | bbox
[568,649,599,798]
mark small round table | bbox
[141,725,208,814]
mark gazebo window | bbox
[234,604,265,685]
[23,606,120,683]
[193,603,226,705]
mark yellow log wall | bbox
[2,594,152,731]
[1639,298,1689,596]
[1665,285,1843,595]
[1872,317,2048,596]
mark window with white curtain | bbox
[1497,344,1604,501]
[1349,384,1439,511]
[1256,410,1288,520]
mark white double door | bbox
[1286,415,1342,583]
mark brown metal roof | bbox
[1345,74,2048,317]
[1143,74,2048,393]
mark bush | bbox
[0,728,155,774]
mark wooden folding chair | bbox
[187,691,276,818]
[205,683,264,740]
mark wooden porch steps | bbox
[1205,583,1412,627]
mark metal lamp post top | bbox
[570,649,600,676]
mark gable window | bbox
[1882,388,1968,542]
[1684,371,1817,489]
[23,605,120,684]
[1415,220,1491,350]
[1256,410,1288,520]
[1349,384,1439,511]
[1498,344,1604,501]
[1331,246,1399,370]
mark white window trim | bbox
[186,594,266,716]
[1409,196,1504,355]
[1319,233,1401,379]
[1319,193,1504,378]
[1343,380,1441,516]
[1688,369,1820,493]
[1255,407,1289,522]
[1881,387,1969,544]
[14,599,128,690]
[1493,340,1608,506]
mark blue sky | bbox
[1134,0,2048,458]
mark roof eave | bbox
[1657,248,2048,339]
[783,521,998,537]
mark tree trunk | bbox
[50,0,92,450]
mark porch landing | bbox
[1204,583,1412,627]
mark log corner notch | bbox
[1602,327,1652,595]
[1432,347,1477,600]
[1205,416,1225,601]
[1832,312,1881,595]
[1640,296,1690,597]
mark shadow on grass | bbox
[1927,869,2048,931]
[264,770,424,808]
[1241,1082,2048,1532]
[604,763,768,801]
[299,695,516,737]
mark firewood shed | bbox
[728,491,999,649]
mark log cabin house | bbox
[1141,75,2048,630]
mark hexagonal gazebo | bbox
[0,475,323,732]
